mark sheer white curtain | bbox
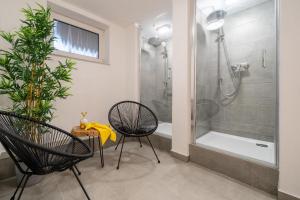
[53,20,99,58]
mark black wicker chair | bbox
[108,101,160,169]
[0,111,93,200]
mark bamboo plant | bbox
[0,5,75,134]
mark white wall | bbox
[3,1,300,198]
[125,24,140,102]
[48,0,136,131]
[171,0,193,157]
[0,1,46,33]
[0,0,135,131]
[279,0,300,198]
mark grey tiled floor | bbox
[0,142,276,200]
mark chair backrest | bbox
[108,101,158,136]
[0,111,77,174]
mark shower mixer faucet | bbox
[231,63,250,73]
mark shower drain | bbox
[256,143,268,148]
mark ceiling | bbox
[197,0,270,15]
[61,0,172,27]
[60,0,269,40]
[140,12,172,41]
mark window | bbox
[52,13,106,63]
[54,20,99,59]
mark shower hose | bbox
[217,28,242,101]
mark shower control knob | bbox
[240,63,250,70]
[231,63,250,72]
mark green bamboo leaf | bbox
[0,4,75,123]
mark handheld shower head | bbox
[206,10,227,31]
[148,37,162,47]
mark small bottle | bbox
[80,112,88,129]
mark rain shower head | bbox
[148,37,162,47]
[206,10,227,31]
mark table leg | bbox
[98,136,104,168]
[92,136,95,154]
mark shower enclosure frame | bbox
[137,24,173,152]
[190,0,280,168]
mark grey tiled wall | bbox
[196,1,277,141]
[140,40,172,123]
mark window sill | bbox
[52,51,110,65]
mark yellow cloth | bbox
[84,122,116,145]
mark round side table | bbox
[71,126,104,168]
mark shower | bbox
[140,11,173,132]
[148,38,171,98]
[206,10,249,105]
[195,0,277,166]
[161,41,170,97]
[206,10,226,31]
[148,37,162,47]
